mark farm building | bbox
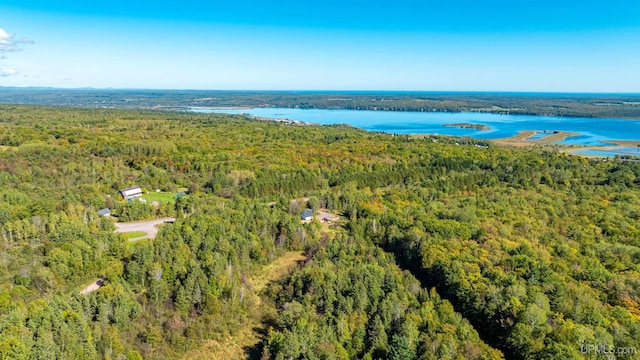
[119,186,143,200]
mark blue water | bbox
[527,131,555,141]
[574,148,640,157]
[193,107,640,145]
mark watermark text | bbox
[580,343,636,359]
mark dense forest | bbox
[1,89,640,119]
[0,104,638,359]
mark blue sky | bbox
[1,0,639,91]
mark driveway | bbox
[316,209,339,222]
[81,217,176,294]
[114,217,176,241]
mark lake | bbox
[192,107,640,146]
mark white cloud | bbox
[0,28,33,78]
[0,68,17,77]
[0,28,32,52]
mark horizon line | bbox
[1,86,640,96]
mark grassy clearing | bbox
[125,231,147,239]
[535,131,580,142]
[493,130,579,147]
[141,191,177,203]
[251,251,307,294]
[181,251,306,360]
[125,238,152,256]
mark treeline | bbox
[2,90,640,119]
[0,104,639,359]
[336,156,640,358]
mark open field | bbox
[124,231,147,239]
[141,191,177,203]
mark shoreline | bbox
[564,141,640,158]
[205,105,640,121]
[174,104,640,121]
[192,108,640,155]
[494,131,640,157]
[202,104,640,121]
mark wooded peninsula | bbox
[0,104,638,360]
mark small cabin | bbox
[97,208,111,217]
[119,186,143,200]
[301,209,314,221]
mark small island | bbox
[443,123,491,130]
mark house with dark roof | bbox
[301,208,314,221]
[98,208,111,217]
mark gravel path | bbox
[316,209,338,222]
[114,217,175,241]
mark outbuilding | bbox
[119,186,143,200]
[97,208,111,217]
